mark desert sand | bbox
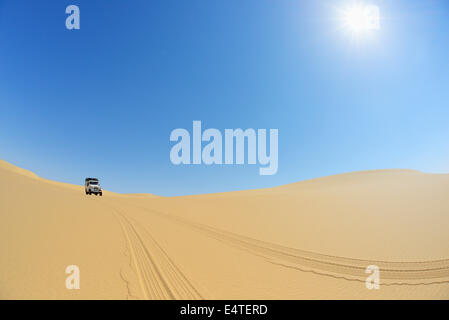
[0,159,448,299]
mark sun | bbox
[344,6,368,33]
[341,4,380,36]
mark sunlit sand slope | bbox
[0,160,448,299]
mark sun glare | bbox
[341,4,380,36]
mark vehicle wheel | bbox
[88,192,92,195]
[100,192,103,197]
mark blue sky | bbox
[0,0,448,196]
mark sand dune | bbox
[0,159,448,299]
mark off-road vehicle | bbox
[85,178,103,196]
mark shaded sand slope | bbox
[1,160,449,299]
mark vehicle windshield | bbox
[89,181,98,185]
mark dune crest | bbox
[0,160,40,179]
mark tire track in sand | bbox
[104,201,203,299]
[133,206,449,285]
